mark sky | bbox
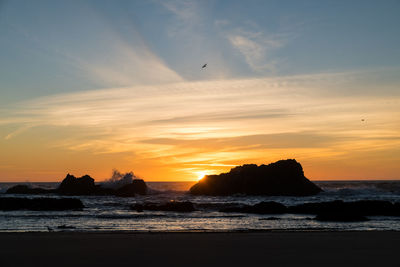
[0,0,400,182]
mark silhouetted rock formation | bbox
[288,200,400,216]
[190,159,322,196]
[395,202,400,213]
[6,185,55,195]
[115,179,147,197]
[0,197,84,211]
[5,174,149,197]
[57,224,76,229]
[217,200,400,220]
[315,212,369,222]
[57,174,96,195]
[220,201,287,214]
[131,201,195,212]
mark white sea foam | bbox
[100,169,138,189]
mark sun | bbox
[195,171,208,181]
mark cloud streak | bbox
[227,29,285,72]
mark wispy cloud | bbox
[161,0,198,25]
[158,0,236,80]
[6,3,183,88]
[141,131,340,149]
[148,108,291,124]
[227,28,286,72]
[160,0,202,40]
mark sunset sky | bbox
[1,0,400,181]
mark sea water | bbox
[0,181,399,232]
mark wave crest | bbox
[100,169,139,189]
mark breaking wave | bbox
[100,169,139,190]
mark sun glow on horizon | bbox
[195,171,211,181]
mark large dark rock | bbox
[6,185,54,195]
[220,200,400,219]
[220,201,287,214]
[350,200,400,216]
[57,174,96,195]
[190,159,322,196]
[115,179,147,197]
[131,201,195,212]
[315,212,369,222]
[289,200,345,214]
[0,197,84,211]
[289,200,400,216]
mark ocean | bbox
[0,181,399,232]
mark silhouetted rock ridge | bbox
[6,173,148,197]
[190,159,322,196]
[56,174,148,196]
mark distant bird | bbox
[361,119,365,122]
[47,226,53,232]
[202,63,207,69]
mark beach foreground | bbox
[0,231,399,267]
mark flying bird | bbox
[202,63,207,69]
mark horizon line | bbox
[1,179,400,183]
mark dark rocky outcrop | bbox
[115,179,147,197]
[315,212,369,222]
[57,174,96,195]
[131,201,195,212]
[288,200,400,216]
[6,174,149,197]
[6,185,55,195]
[190,159,322,196]
[57,224,76,229]
[0,197,84,211]
[217,200,400,220]
[220,201,287,214]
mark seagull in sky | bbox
[202,63,207,69]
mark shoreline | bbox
[1,231,399,266]
[1,229,400,233]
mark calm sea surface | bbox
[0,181,399,232]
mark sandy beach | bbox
[0,231,398,267]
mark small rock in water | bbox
[220,201,287,214]
[259,217,281,220]
[131,201,195,212]
[6,185,54,195]
[315,212,369,222]
[57,224,76,229]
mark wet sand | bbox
[0,231,399,267]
